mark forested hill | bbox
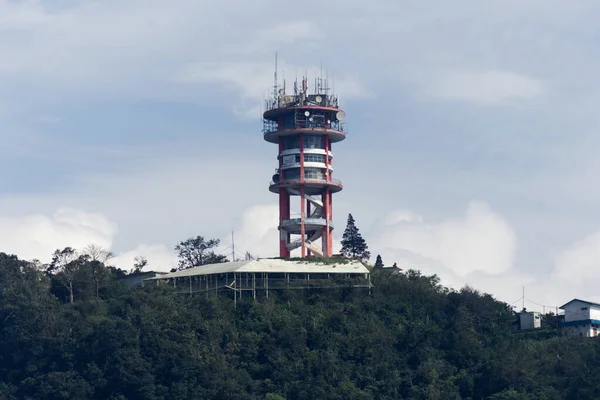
[0,252,598,400]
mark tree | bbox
[175,236,229,270]
[47,247,80,304]
[340,214,370,261]
[132,256,148,273]
[82,244,113,302]
[374,254,384,269]
[82,244,113,264]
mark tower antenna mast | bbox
[273,52,278,98]
[232,231,236,262]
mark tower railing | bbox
[280,217,333,228]
[270,177,342,187]
[262,119,345,135]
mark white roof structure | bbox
[147,258,370,280]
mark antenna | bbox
[273,52,278,98]
[319,59,323,93]
[522,286,525,311]
[232,231,236,262]
[332,72,336,106]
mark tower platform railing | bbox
[262,119,346,135]
[269,177,342,187]
[280,217,333,229]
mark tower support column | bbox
[306,200,312,257]
[322,189,333,256]
[299,133,306,257]
[279,189,290,257]
[300,186,306,257]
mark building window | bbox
[304,167,325,180]
[292,154,326,164]
[282,114,296,129]
[581,307,589,310]
[285,168,300,180]
[304,135,324,149]
[304,154,326,163]
[284,136,300,150]
[282,167,326,181]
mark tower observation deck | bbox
[263,73,346,258]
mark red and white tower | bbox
[263,72,346,258]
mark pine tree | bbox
[340,214,371,261]
[374,254,384,269]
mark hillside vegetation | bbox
[0,251,597,400]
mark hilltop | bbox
[0,251,596,400]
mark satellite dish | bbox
[309,117,313,122]
[272,174,280,183]
[327,119,331,124]
[315,95,322,103]
[336,111,346,121]
[304,111,310,117]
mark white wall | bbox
[519,312,541,330]
[563,301,592,322]
[590,306,600,321]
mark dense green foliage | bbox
[174,236,228,270]
[0,251,597,399]
[341,214,370,260]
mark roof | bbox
[118,270,168,279]
[146,258,370,280]
[559,298,600,310]
[517,310,541,315]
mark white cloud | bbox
[552,230,600,285]
[0,205,201,272]
[371,201,517,279]
[235,21,325,55]
[229,204,280,259]
[174,58,372,118]
[0,203,279,270]
[367,203,600,311]
[0,207,117,262]
[227,203,344,259]
[110,243,178,273]
[422,69,545,104]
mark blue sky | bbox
[2,0,600,309]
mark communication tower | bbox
[263,61,346,258]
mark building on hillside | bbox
[118,271,168,287]
[559,299,600,337]
[145,258,372,304]
[512,309,542,331]
[263,67,347,258]
[382,262,403,273]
